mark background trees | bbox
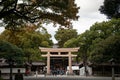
[85,19,120,63]
[99,0,120,63]
[86,19,120,63]
[64,38,79,48]
[0,24,53,61]
[90,35,120,63]
[0,40,24,64]
[99,0,120,19]
[0,0,79,29]
[64,19,120,64]
[54,28,78,47]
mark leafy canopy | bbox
[90,36,120,63]
[0,24,53,61]
[64,19,120,63]
[0,40,24,63]
[55,28,78,47]
[0,0,79,29]
[99,0,120,19]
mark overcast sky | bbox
[74,0,107,33]
[0,0,108,43]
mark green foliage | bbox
[55,28,78,47]
[90,36,120,63]
[84,19,120,63]
[64,19,120,64]
[0,77,3,80]
[64,38,79,48]
[0,0,79,28]
[0,24,53,61]
[99,0,120,19]
[0,40,24,63]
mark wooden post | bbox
[68,52,73,75]
[47,52,50,75]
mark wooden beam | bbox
[41,54,77,57]
[39,47,80,52]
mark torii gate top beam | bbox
[39,47,80,52]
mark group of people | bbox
[51,68,65,76]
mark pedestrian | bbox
[44,68,47,77]
[15,69,23,80]
[0,70,1,77]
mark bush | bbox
[0,77,3,80]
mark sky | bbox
[0,0,108,43]
[73,0,107,33]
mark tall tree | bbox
[90,35,120,63]
[64,38,79,48]
[0,0,79,29]
[99,0,120,19]
[55,28,78,47]
[0,24,53,61]
[63,19,120,75]
[64,18,120,64]
[80,19,120,63]
[0,40,24,64]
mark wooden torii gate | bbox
[39,47,79,75]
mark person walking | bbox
[15,69,23,80]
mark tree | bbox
[64,38,79,48]
[64,32,91,76]
[55,28,78,47]
[81,19,120,63]
[0,24,53,61]
[89,35,120,63]
[99,0,120,19]
[62,19,120,75]
[0,0,79,29]
[0,40,24,64]
[64,18,120,64]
